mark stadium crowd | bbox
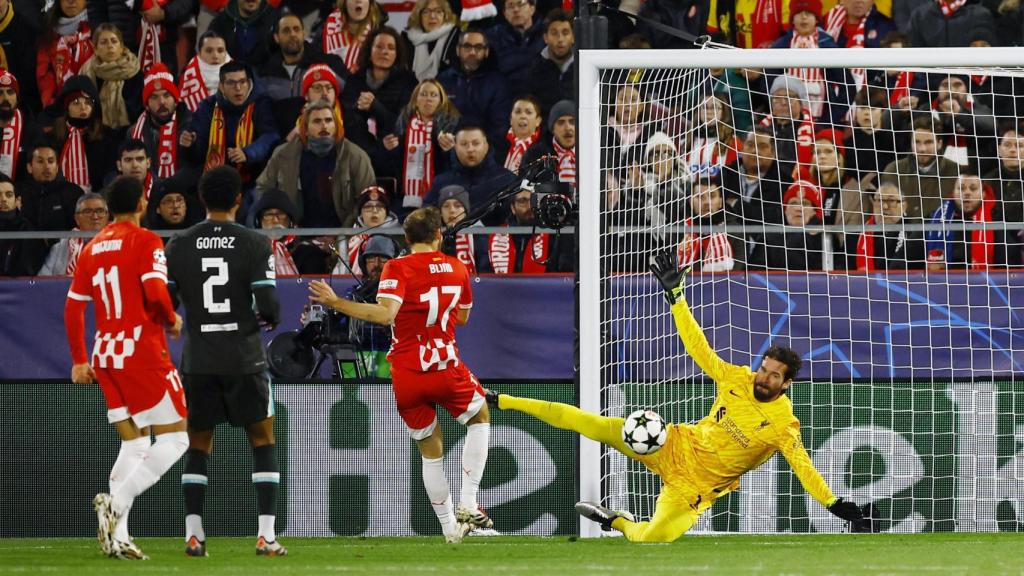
[0,0,1023,277]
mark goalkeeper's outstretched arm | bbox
[649,251,743,384]
[777,422,863,525]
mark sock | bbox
[111,431,188,516]
[501,395,627,451]
[182,449,209,542]
[109,437,150,542]
[422,455,456,535]
[459,423,490,512]
[252,444,280,541]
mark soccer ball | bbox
[621,409,668,455]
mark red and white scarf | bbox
[553,139,576,184]
[272,236,299,276]
[402,115,434,206]
[489,231,549,274]
[855,215,877,271]
[0,109,22,180]
[938,0,967,18]
[890,70,914,106]
[142,172,154,201]
[61,125,90,192]
[787,33,827,119]
[970,196,996,268]
[130,111,178,178]
[66,231,85,275]
[179,56,207,112]
[346,232,368,277]
[677,218,734,272]
[825,6,866,87]
[454,233,476,274]
[138,0,168,71]
[750,0,784,49]
[323,9,368,73]
[685,135,742,174]
[760,109,815,166]
[504,126,540,172]
[54,22,94,90]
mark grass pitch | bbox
[1,534,1022,576]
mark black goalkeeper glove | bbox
[828,498,864,524]
[648,250,688,306]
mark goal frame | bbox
[577,46,1024,538]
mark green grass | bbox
[2,534,1023,576]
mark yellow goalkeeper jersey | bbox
[646,295,836,508]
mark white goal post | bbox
[578,47,1024,538]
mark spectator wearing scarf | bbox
[78,23,142,133]
[130,63,191,180]
[179,30,232,113]
[926,172,1009,270]
[37,0,94,109]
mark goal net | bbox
[578,47,1024,536]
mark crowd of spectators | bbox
[3,0,1024,278]
[600,0,1024,274]
[0,0,578,278]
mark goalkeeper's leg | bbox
[611,488,710,543]
[496,395,635,457]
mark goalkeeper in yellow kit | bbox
[484,251,863,542]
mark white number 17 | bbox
[420,285,461,330]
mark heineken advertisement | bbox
[3,382,577,538]
[615,380,1024,533]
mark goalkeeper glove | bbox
[648,250,688,306]
[827,498,864,523]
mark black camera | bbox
[267,303,364,379]
[530,181,576,230]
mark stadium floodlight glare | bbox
[579,47,1024,538]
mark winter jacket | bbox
[86,0,196,72]
[255,137,376,226]
[0,6,41,113]
[634,0,706,49]
[0,210,46,275]
[257,41,350,104]
[16,175,84,232]
[879,155,962,221]
[484,19,545,98]
[343,67,418,146]
[187,84,281,171]
[208,0,279,66]
[907,2,996,48]
[524,48,575,117]
[829,7,894,48]
[437,64,512,148]
[423,152,519,226]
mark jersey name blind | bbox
[166,220,276,375]
[377,251,474,373]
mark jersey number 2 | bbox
[202,257,231,313]
[420,285,461,330]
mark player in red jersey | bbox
[64,176,189,560]
[309,207,491,543]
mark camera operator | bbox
[488,184,575,273]
[337,234,398,377]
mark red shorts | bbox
[391,363,485,440]
[95,363,188,427]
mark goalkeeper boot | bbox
[575,501,636,531]
[256,536,288,556]
[456,505,494,530]
[111,538,149,560]
[92,493,118,556]
[185,535,208,557]
[484,389,501,408]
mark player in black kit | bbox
[165,166,285,557]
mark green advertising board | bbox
[2,382,578,538]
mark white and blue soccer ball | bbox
[622,409,668,455]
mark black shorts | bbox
[183,372,274,431]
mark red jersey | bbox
[65,221,177,371]
[377,251,473,373]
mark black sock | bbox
[182,449,209,517]
[251,444,279,517]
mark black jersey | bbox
[166,219,280,375]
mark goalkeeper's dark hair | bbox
[199,165,241,212]
[105,175,145,215]
[763,346,802,382]
[404,206,443,245]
